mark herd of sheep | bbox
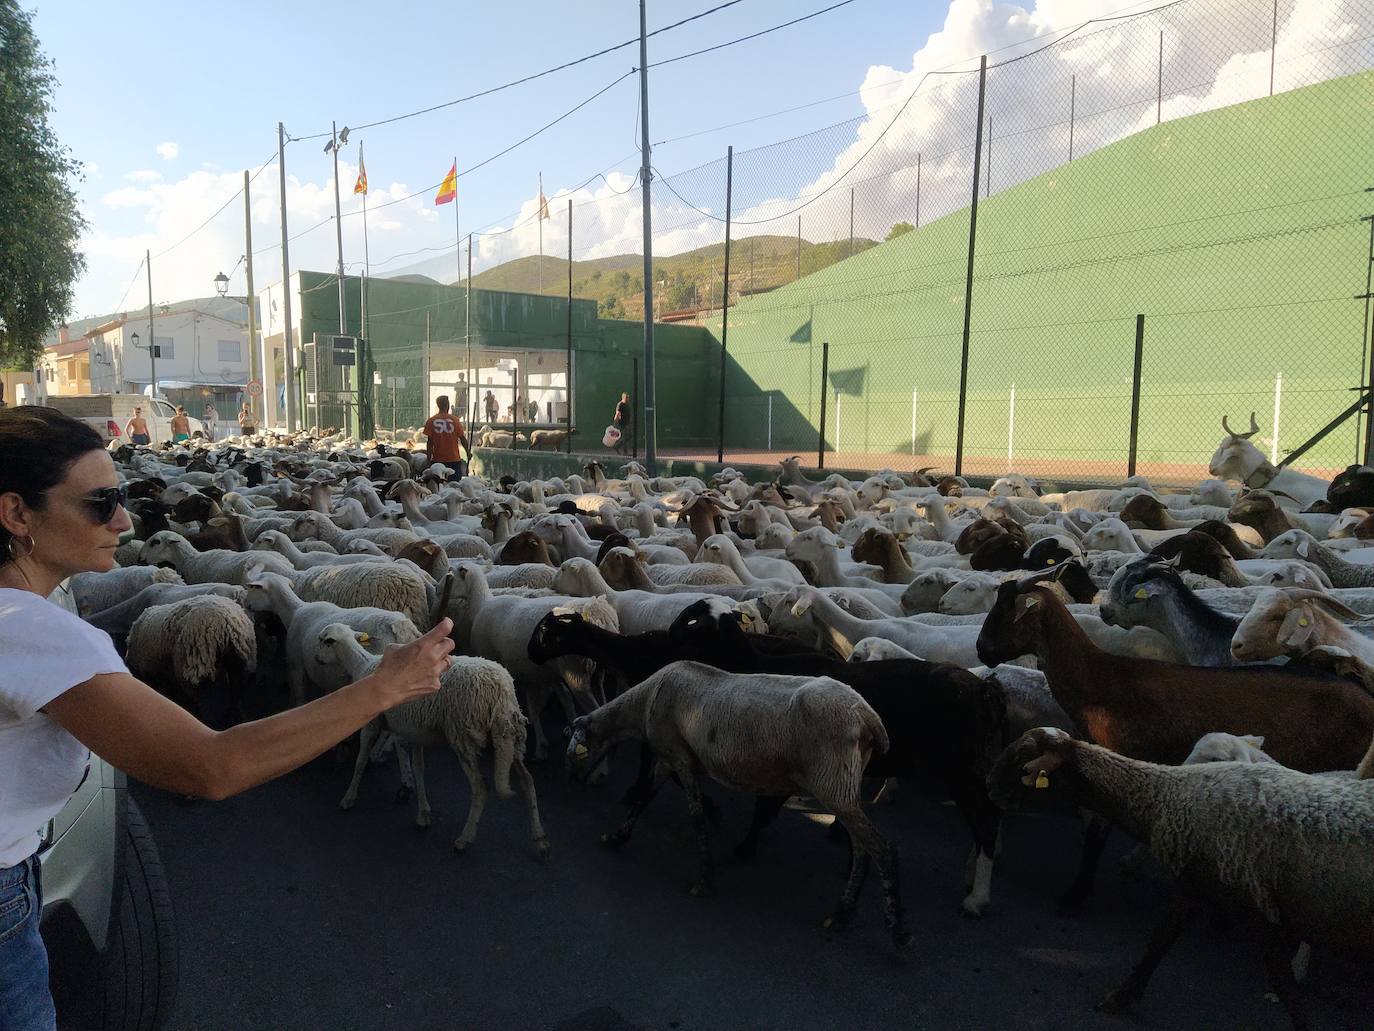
[67,411,1374,1030]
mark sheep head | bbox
[527,608,586,664]
[976,582,1056,666]
[1230,587,1335,662]
[986,726,1075,809]
[1209,412,1266,481]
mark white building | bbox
[84,300,254,410]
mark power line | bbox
[111,256,146,314]
[151,151,276,259]
[288,0,750,141]
[648,0,858,69]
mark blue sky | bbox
[35,0,947,316]
[35,0,1334,320]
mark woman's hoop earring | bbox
[6,535,35,561]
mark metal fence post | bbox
[818,340,829,470]
[954,55,988,479]
[717,145,733,464]
[566,198,574,454]
[1128,314,1145,477]
[1157,30,1164,124]
[632,355,640,460]
[1068,74,1076,162]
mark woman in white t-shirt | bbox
[0,406,455,1030]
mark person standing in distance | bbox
[202,402,219,442]
[0,406,454,1030]
[423,395,471,475]
[123,406,150,446]
[237,401,257,438]
[169,405,191,444]
[612,391,632,455]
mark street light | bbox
[213,271,229,297]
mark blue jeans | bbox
[0,855,55,1031]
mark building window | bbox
[155,336,175,360]
[217,339,241,363]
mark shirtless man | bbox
[170,405,191,443]
[125,407,150,446]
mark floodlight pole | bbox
[638,0,658,473]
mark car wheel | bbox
[96,797,179,1031]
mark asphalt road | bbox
[132,729,1372,1031]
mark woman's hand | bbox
[369,618,455,706]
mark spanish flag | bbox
[537,173,550,220]
[435,161,457,206]
[353,144,368,195]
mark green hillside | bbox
[469,235,878,320]
[705,70,1374,480]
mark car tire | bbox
[96,798,178,1031]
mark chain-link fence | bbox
[320,0,1374,485]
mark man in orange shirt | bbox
[422,395,470,473]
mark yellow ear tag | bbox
[1046,558,1056,565]
[739,612,753,627]
[1298,616,1310,627]
[574,743,589,757]
[1034,771,1050,789]
[357,632,371,644]
[1134,588,1149,600]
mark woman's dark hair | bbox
[0,406,105,560]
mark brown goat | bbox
[850,527,917,584]
[677,494,737,546]
[1146,531,1247,586]
[1148,519,1254,560]
[395,539,450,580]
[1228,491,1302,543]
[497,531,554,567]
[976,581,1374,771]
[1117,494,1189,530]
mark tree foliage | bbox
[0,2,87,369]
[886,221,915,241]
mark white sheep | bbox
[140,530,295,585]
[991,726,1374,1028]
[68,565,184,617]
[315,624,550,859]
[250,529,388,569]
[567,660,912,950]
[85,582,246,638]
[126,595,258,725]
[449,562,620,761]
[241,571,421,706]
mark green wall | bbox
[294,272,718,448]
[702,70,1374,481]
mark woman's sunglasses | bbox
[77,485,130,524]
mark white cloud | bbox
[124,169,162,183]
[156,141,179,160]
[73,0,1371,317]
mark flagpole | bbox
[461,151,467,288]
[538,173,544,295]
[360,143,369,347]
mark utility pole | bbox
[330,121,346,335]
[145,249,157,400]
[243,169,259,423]
[277,121,297,431]
[638,0,657,471]
[954,55,988,477]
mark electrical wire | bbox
[288,0,750,141]
[111,256,146,314]
[151,151,276,259]
[648,0,858,69]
